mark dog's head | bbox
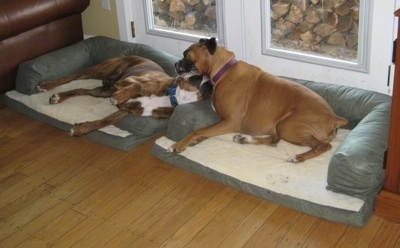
[175,37,218,76]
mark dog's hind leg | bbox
[49,85,115,104]
[286,142,332,163]
[233,134,280,146]
[70,110,127,136]
[276,117,334,162]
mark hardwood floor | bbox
[1,105,400,247]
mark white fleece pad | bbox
[5,79,132,137]
[155,129,365,212]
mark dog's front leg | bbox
[170,120,237,152]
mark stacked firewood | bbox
[152,0,216,32]
[271,0,359,49]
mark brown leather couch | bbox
[0,0,90,94]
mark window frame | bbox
[143,0,226,45]
[261,0,373,73]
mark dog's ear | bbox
[198,37,217,55]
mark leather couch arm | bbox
[0,0,89,40]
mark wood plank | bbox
[0,183,54,221]
[302,218,348,247]
[276,213,321,247]
[60,162,180,247]
[71,155,168,216]
[335,214,383,247]
[369,218,400,247]
[185,192,262,247]
[52,165,169,247]
[160,187,239,248]
[0,201,71,247]
[218,200,279,248]
[108,176,220,247]
[15,209,87,248]
[243,206,302,247]
[0,172,27,193]
[376,189,400,223]
[0,153,74,209]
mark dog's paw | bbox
[169,142,186,153]
[35,84,47,92]
[49,94,60,104]
[110,97,118,105]
[287,155,300,163]
[233,134,247,144]
[69,124,89,137]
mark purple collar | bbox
[211,57,237,84]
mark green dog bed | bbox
[2,36,180,150]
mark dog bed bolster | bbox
[16,36,180,95]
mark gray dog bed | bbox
[151,78,391,226]
[2,36,180,150]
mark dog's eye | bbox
[183,50,188,58]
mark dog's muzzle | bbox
[175,59,197,75]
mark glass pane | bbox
[262,0,370,72]
[144,0,223,42]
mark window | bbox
[143,0,225,43]
[261,0,372,72]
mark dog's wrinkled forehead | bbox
[182,37,217,59]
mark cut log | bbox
[305,8,321,24]
[276,17,296,33]
[271,3,291,19]
[170,0,186,12]
[300,31,315,44]
[345,33,358,48]
[202,0,215,5]
[154,15,169,27]
[153,0,170,13]
[338,14,353,32]
[287,5,304,24]
[313,23,336,37]
[204,5,216,20]
[326,12,339,28]
[335,0,357,16]
[296,21,315,33]
[289,0,308,11]
[327,31,346,46]
[183,0,201,5]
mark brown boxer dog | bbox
[36,55,212,136]
[171,37,348,163]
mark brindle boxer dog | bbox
[171,37,348,163]
[36,55,212,136]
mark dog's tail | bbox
[335,115,348,128]
[325,115,348,141]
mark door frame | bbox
[117,0,397,94]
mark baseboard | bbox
[375,189,400,223]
